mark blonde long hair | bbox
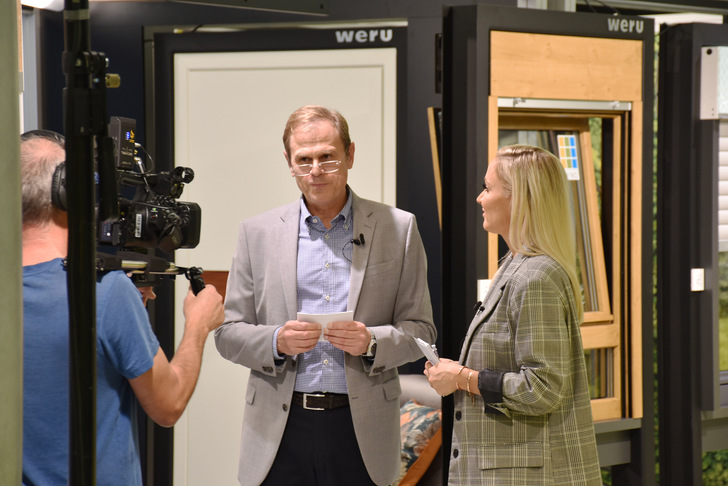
[494,144,583,319]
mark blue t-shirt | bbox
[22,258,160,486]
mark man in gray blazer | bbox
[215,105,436,486]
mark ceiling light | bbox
[21,0,64,12]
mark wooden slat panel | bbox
[202,270,229,302]
[491,31,643,102]
[583,311,616,326]
[427,107,443,230]
[581,324,620,349]
[629,101,644,419]
[591,397,622,422]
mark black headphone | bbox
[51,162,67,210]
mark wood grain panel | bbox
[202,270,229,302]
[491,31,643,102]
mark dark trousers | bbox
[260,401,377,486]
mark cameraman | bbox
[20,130,225,485]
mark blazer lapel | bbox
[348,192,375,315]
[278,202,302,319]
[459,253,525,362]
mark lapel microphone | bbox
[351,233,365,246]
[473,300,484,315]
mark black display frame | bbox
[658,21,728,486]
[442,4,655,484]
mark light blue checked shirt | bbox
[274,192,354,394]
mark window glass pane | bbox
[584,348,614,399]
[589,118,603,212]
[498,129,599,312]
[718,120,728,373]
[719,250,728,371]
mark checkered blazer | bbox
[449,253,601,485]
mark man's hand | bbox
[324,320,370,355]
[139,285,157,307]
[183,284,225,334]
[277,321,322,355]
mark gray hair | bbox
[21,130,65,225]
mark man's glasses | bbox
[291,160,342,177]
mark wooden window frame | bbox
[495,110,625,421]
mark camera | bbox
[98,116,201,254]
[51,116,205,290]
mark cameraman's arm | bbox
[129,285,224,427]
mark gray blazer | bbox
[449,253,601,485]
[215,191,436,486]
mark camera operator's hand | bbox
[277,320,321,356]
[139,286,157,307]
[130,283,224,428]
[183,284,225,335]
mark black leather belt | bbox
[292,392,349,411]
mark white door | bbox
[171,47,398,485]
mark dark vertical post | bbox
[656,22,697,486]
[63,0,97,483]
[442,6,481,483]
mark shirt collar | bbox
[299,187,353,229]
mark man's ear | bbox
[284,151,294,174]
[52,207,68,229]
[346,142,355,169]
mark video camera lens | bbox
[172,166,194,184]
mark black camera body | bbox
[98,164,202,254]
[51,116,203,286]
[101,116,201,254]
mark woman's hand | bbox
[423,358,462,396]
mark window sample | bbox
[497,112,624,420]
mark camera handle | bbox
[90,252,206,295]
[184,266,206,295]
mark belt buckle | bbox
[302,393,326,411]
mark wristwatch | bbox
[363,333,377,358]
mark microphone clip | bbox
[352,233,365,246]
[473,300,484,315]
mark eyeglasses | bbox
[291,160,342,177]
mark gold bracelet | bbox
[467,370,475,405]
[456,366,466,391]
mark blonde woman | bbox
[425,145,601,485]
